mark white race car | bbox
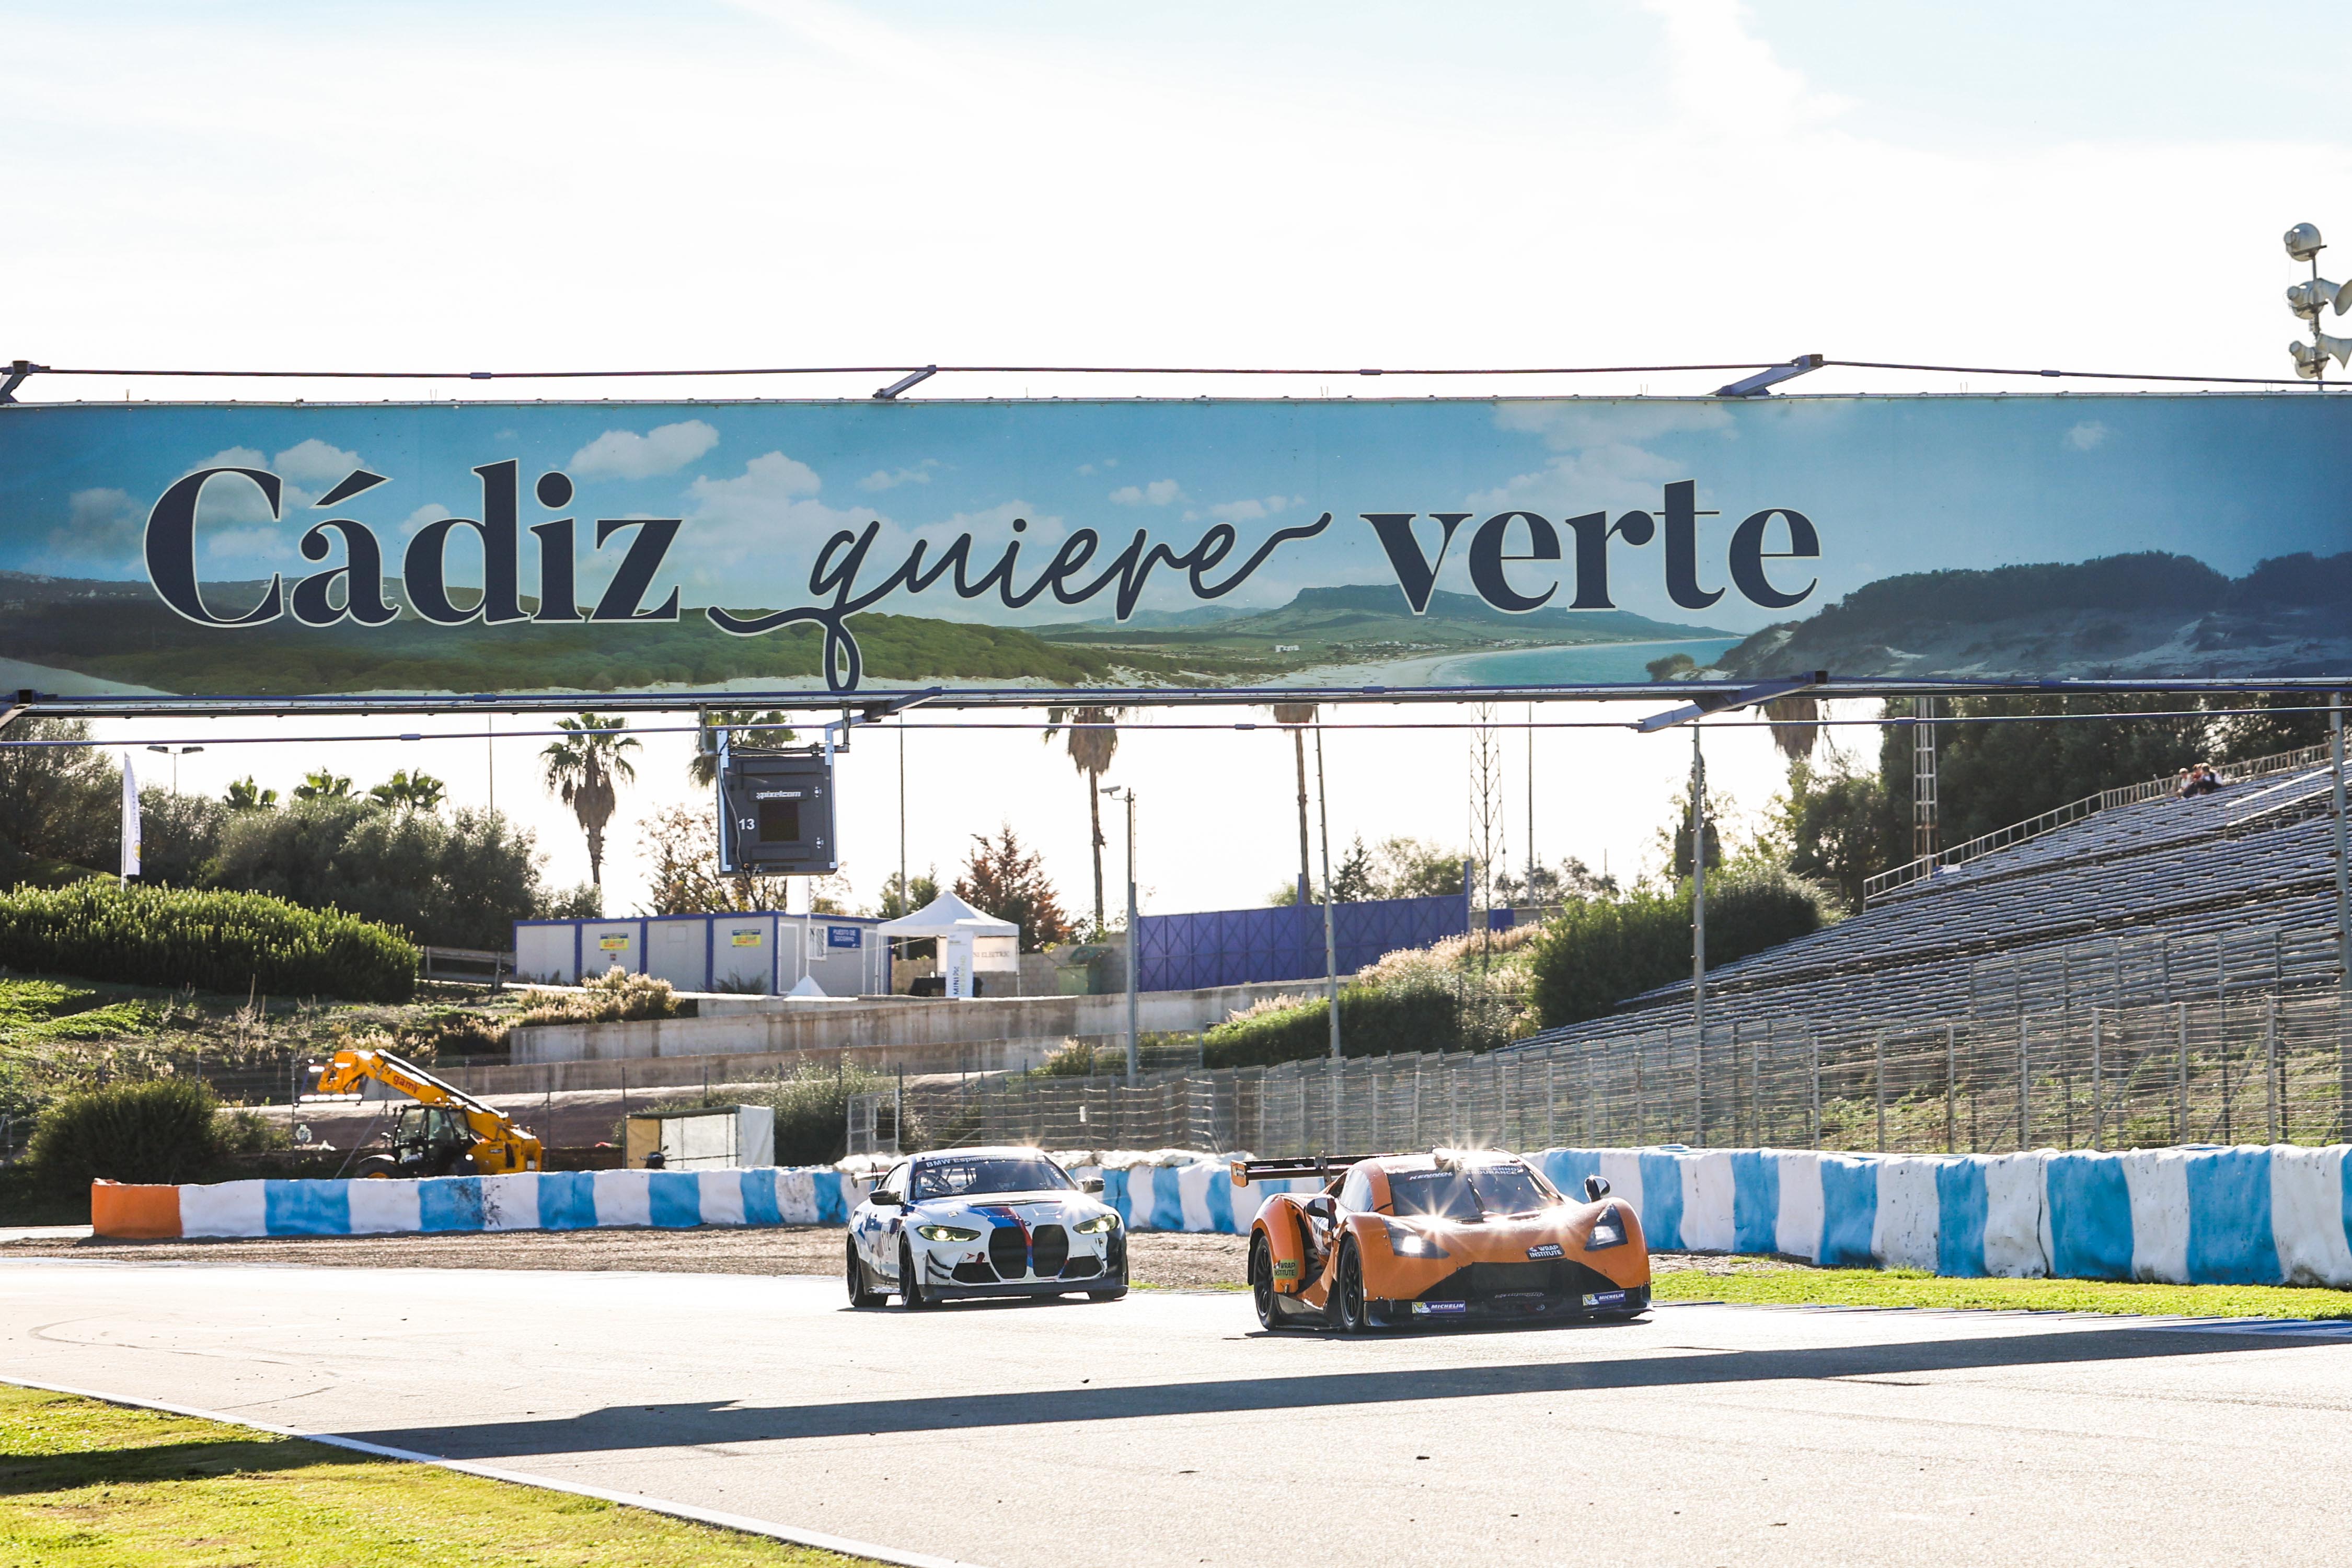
[846,1146,1128,1308]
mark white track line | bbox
[0,1373,986,1568]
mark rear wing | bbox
[1229,1155,1383,1187]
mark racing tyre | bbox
[898,1238,936,1310]
[1249,1234,1281,1330]
[353,1155,399,1180]
[1332,1237,1369,1334]
[847,1239,885,1308]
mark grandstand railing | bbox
[1863,740,2338,906]
[908,983,2352,1158]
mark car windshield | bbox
[912,1156,1074,1201]
[1388,1161,1557,1221]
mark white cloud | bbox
[2066,420,2109,451]
[859,460,939,491]
[272,437,363,488]
[1110,478,1184,506]
[568,419,721,480]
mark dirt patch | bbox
[0,1224,1255,1288]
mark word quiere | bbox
[142,463,1818,691]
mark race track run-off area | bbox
[5,1261,2350,1567]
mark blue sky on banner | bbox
[9,396,2346,632]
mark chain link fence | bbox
[906,984,2352,1158]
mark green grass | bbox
[1653,1265,2352,1319]
[0,1386,877,1567]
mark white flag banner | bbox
[120,752,140,880]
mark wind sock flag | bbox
[121,752,140,880]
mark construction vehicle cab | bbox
[313,1046,544,1179]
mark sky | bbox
[2,0,2342,924]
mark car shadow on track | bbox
[330,1321,2330,1461]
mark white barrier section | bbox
[2272,1146,2352,1287]
[1774,1151,1825,1262]
[2120,1149,2192,1284]
[345,1179,422,1236]
[1871,1158,1942,1272]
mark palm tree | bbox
[688,710,796,788]
[542,714,640,887]
[368,768,446,812]
[1043,705,1125,936]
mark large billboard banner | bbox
[0,395,2345,707]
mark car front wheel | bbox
[899,1237,935,1310]
[1332,1238,1369,1334]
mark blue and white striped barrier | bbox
[122,1144,2352,1288]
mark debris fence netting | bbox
[909,985,2352,1158]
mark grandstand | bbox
[1522,745,2347,1048]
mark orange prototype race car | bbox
[1237,1149,1650,1331]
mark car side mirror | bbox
[1582,1175,1612,1202]
[1304,1195,1336,1222]
[1080,1178,1105,1194]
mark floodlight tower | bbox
[2283,223,2352,384]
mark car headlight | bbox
[1073,1213,1120,1234]
[1585,1207,1628,1251]
[917,1224,982,1242]
[1382,1222,1448,1259]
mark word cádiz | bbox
[143,464,1820,690]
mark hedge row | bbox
[0,882,417,1003]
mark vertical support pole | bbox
[1873,1032,1886,1152]
[2265,993,2280,1145]
[1809,1030,1821,1150]
[1316,726,1341,1062]
[1124,791,1139,1087]
[2090,1009,2104,1152]
[1945,1022,1958,1156]
[1690,724,1708,1056]
[2176,1001,2190,1145]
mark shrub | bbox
[0,882,417,1003]
[1529,865,1836,1029]
[512,967,683,1029]
[27,1078,224,1190]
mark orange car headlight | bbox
[1381,1221,1449,1259]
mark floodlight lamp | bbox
[2288,278,2352,320]
[2286,222,2326,262]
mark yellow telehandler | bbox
[314,1046,545,1178]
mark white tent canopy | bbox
[876,891,1019,997]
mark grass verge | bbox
[1653,1265,2352,1319]
[0,1385,879,1567]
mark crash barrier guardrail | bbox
[904,985,2352,1158]
[91,1141,2352,1288]
[1863,741,2335,904]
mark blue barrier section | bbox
[1818,1158,1878,1267]
[741,1170,783,1227]
[1098,1167,1133,1227]
[264,1179,350,1237]
[647,1171,703,1229]
[814,1171,850,1225]
[538,1171,597,1230]
[2044,1153,2129,1281]
[2186,1148,2280,1285]
[1933,1159,1991,1277]
[419,1177,485,1232]
[1730,1152,1780,1254]
[1635,1151,1686,1250]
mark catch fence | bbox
[910,984,2352,1157]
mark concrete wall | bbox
[502,979,1309,1069]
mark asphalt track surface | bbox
[5,1260,2350,1567]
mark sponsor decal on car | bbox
[1526,1243,1564,1260]
[1582,1289,1628,1308]
[1410,1301,1468,1316]
[1273,1260,1299,1281]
